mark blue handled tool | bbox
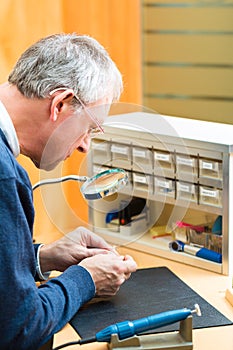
[79,304,201,344]
[169,239,222,263]
[53,304,201,349]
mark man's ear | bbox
[50,89,74,122]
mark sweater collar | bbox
[0,101,20,158]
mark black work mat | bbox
[70,267,232,338]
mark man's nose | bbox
[77,133,91,153]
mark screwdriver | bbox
[169,239,222,263]
[53,304,201,349]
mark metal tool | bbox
[53,304,201,350]
[169,239,222,263]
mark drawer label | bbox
[179,184,192,193]
[111,145,129,155]
[156,179,171,189]
[177,157,194,167]
[200,187,218,198]
[133,149,147,158]
[155,153,170,162]
[92,142,107,151]
[133,174,147,184]
[201,161,214,170]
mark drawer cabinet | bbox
[88,112,233,275]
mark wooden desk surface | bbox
[53,247,233,349]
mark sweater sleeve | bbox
[0,177,95,350]
[34,243,43,281]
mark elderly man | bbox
[0,33,137,350]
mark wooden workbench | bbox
[53,247,233,350]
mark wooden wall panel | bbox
[144,35,233,65]
[144,66,233,97]
[0,0,63,82]
[62,0,142,104]
[61,0,142,232]
[143,7,233,31]
[0,0,142,242]
[144,97,233,122]
[142,1,233,123]
[0,0,67,242]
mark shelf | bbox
[94,228,222,274]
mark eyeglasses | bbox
[72,94,104,138]
[49,88,104,139]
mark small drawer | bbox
[154,150,174,176]
[176,154,198,180]
[154,177,175,198]
[111,143,131,169]
[199,158,222,180]
[92,164,110,176]
[177,181,198,203]
[91,140,111,165]
[199,185,222,207]
[133,172,152,192]
[132,146,153,172]
[111,143,130,159]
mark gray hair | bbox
[8,33,123,104]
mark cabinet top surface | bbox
[104,112,233,148]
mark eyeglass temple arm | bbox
[49,88,104,134]
[73,95,104,133]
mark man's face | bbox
[37,99,110,171]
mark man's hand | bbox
[39,226,137,297]
[39,226,119,273]
[79,253,137,296]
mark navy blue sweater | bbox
[0,129,95,349]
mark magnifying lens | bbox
[32,168,128,200]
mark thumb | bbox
[87,248,109,256]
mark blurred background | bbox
[1,0,232,242]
